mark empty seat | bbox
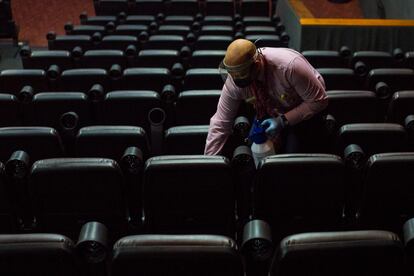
[145,35,185,50]
[98,90,161,134]
[164,15,195,25]
[244,26,277,35]
[245,34,282,48]
[270,230,403,276]
[325,90,378,125]
[111,235,243,276]
[254,154,346,239]
[31,92,92,130]
[158,25,191,36]
[203,16,233,26]
[0,162,17,232]
[0,69,48,95]
[136,49,180,68]
[143,155,235,235]
[167,0,199,15]
[131,0,165,15]
[99,35,139,51]
[302,50,345,68]
[243,16,274,26]
[120,68,171,92]
[0,94,20,127]
[368,68,414,93]
[336,123,407,156]
[125,15,156,25]
[48,34,92,51]
[29,158,128,237]
[114,24,148,36]
[175,90,220,125]
[65,24,106,36]
[183,68,223,90]
[200,25,234,36]
[21,50,73,70]
[358,152,414,232]
[80,14,118,26]
[195,35,232,50]
[387,90,414,124]
[0,234,80,275]
[241,0,269,16]
[81,50,126,69]
[317,68,361,90]
[0,127,64,162]
[205,0,234,16]
[352,51,395,71]
[190,50,225,68]
[164,125,208,154]
[76,125,150,159]
[94,0,129,15]
[59,69,109,92]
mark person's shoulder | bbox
[261,47,304,67]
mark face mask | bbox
[234,77,253,88]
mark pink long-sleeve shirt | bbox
[204,47,328,155]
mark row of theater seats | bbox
[2,224,413,276]
[0,87,413,137]
[94,0,274,17]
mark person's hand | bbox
[260,116,286,138]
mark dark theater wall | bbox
[11,0,95,47]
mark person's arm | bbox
[284,57,328,125]
[204,84,242,155]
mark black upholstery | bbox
[167,0,200,15]
[22,50,73,70]
[29,158,127,237]
[136,49,180,68]
[66,24,106,36]
[387,90,414,124]
[81,49,126,69]
[241,0,269,16]
[190,50,225,68]
[336,123,407,156]
[254,154,346,239]
[158,25,191,36]
[125,15,156,25]
[120,68,171,92]
[76,125,150,159]
[31,92,92,129]
[183,68,223,90]
[81,15,117,26]
[99,35,139,51]
[368,68,414,92]
[111,234,243,276]
[94,0,129,15]
[243,16,273,26]
[317,68,361,90]
[0,69,48,94]
[352,51,395,70]
[302,50,345,68]
[98,90,161,134]
[114,24,148,36]
[245,34,282,48]
[359,153,414,232]
[175,90,220,125]
[0,234,79,276]
[48,35,92,51]
[0,94,20,127]
[0,162,16,233]
[143,155,235,235]
[205,0,234,16]
[195,35,232,50]
[203,16,233,26]
[59,68,109,91]
[0,127,64,162]
[145,35,185,50]
[164,125,209,154]
[200,25,234,36]
[244,26,277,35]
[325,90,378,125]
[271,230,403,276]
[164,15,195,25]
[129,0,165,15]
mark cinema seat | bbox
[387,91,414,124]
[119,68,171,92]
[0,127,64,162]
[195,35,232,50]
[0,94,20,127]
[145,35,186,50]
[241,0,269,16]
[183,68,223,90]
[190,50,225,68]
[254,154,346,239]
[175,90,220,125]
[270,230,403,276]
[164,15,195,25]
[164,125,209,154]
[94,0,129,15]
[135,49,180,69]
[205,0,234,16]
[47,34,92,52]
[65,24,106,36]
[59,68,109,92]
[302,50,346,68]
[80,49,127,70]
[0,69,48,95]
[114,24,148,36]
[21,49,73,71]
[125,15,156,25]
[0,234,80,275]
[167,0,200,15]
[99,35,139,51]
[158,25,191,36]
[200,25,234,36]
[80,14,118,26]
[142,155,236,236]
[111,235,243,276]
[29,158,128,238]
[245,34,283,48]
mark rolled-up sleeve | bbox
[204,84,242,155]
[284,57,328,125]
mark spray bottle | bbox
[249,119,275,168]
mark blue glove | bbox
[260,116,286,138]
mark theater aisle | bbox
[11,0,95,47]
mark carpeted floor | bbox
[10,0,362,47]
[11,0,95,47]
